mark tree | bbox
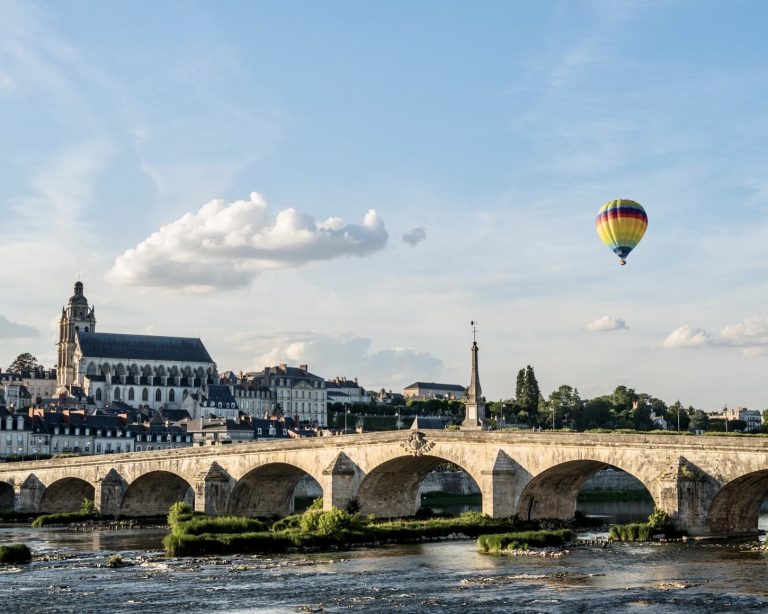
[666,401,691,431]
[544,385,581,429]
[515,369,526,404]
[688,409,709,431]
[7,353,39,374]
[581,397,612,430]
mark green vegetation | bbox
[163,504,535,557]
[477,529,572,553]
[32,510,102,527]
[609,507,684,542]
[30,498,103,527]
[106,554,124,568]
[167,501,193,526]
[80,498,97,514]
[0,544,31,564]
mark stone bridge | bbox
[1,430,767,537]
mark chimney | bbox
[299,364,308,373]
[279,363,287,372]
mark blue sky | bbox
[2,0,768,409]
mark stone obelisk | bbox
[462,321,486,430]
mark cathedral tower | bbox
[462,322,486,430]
[57,281,96,388]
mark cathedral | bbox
[56,282,218,410]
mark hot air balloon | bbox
[595,199,648,265]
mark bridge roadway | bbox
[1,430,767,537]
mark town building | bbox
[719,407,762,432]
[247,364,327,427]
[55,282,217,410]
[326,376,371,406]
[0,406,193,459]
[403,382,466,400]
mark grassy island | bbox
[477,529,572,553]
[0,544,32,564]
[609,508,684,541]
[31,498,102,527]
[163,500,547,557]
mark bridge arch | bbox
[120,471,194,517]
[227,462,322,518]
[0,481,13,511]
[357,454,481,517]
[40,477,95,513]
[706,470,768,536]
[518,459,657,522]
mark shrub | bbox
[307,497,323,511]
[647,508,672,530]
[80,498,97,515]
[167,501,193,528]
[106,554,123,568]
[299,509,323,533]
[0,544,32,564]
[270,514,302,532]
[344,497,361,514]
[316,508,361,535]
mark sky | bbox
[2,0,768,410]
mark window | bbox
[95,388,102,401]
[257,428,262,435]
[142,388,149,402]
[114,387,121,400]
[155,389,162,402]
[128,388,135,401]
[169,389,175,403]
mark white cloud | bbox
[586,315,627,332]
[662,325,715,349]
[0,315,37,339]
[662,315,768,357]
[402,226,427,247]
[244,332,444,391]
[108,193,389,291]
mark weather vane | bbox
[470,320,478,343]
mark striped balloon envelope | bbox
[595,199,648,265]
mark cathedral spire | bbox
[462,320,486,430]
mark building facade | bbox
[403,382,467,400]
[248,364,327,427]
[326,376,371,406]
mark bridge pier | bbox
[195,462,233,515]
[95,469,127,516]
[322,453,362,511]
[656,457,720,536]
[15,474,44,513]
[481,451,529,518]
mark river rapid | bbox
[2,505,768,613]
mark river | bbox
[2,505,768,613]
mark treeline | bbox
[327,366,766,433]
